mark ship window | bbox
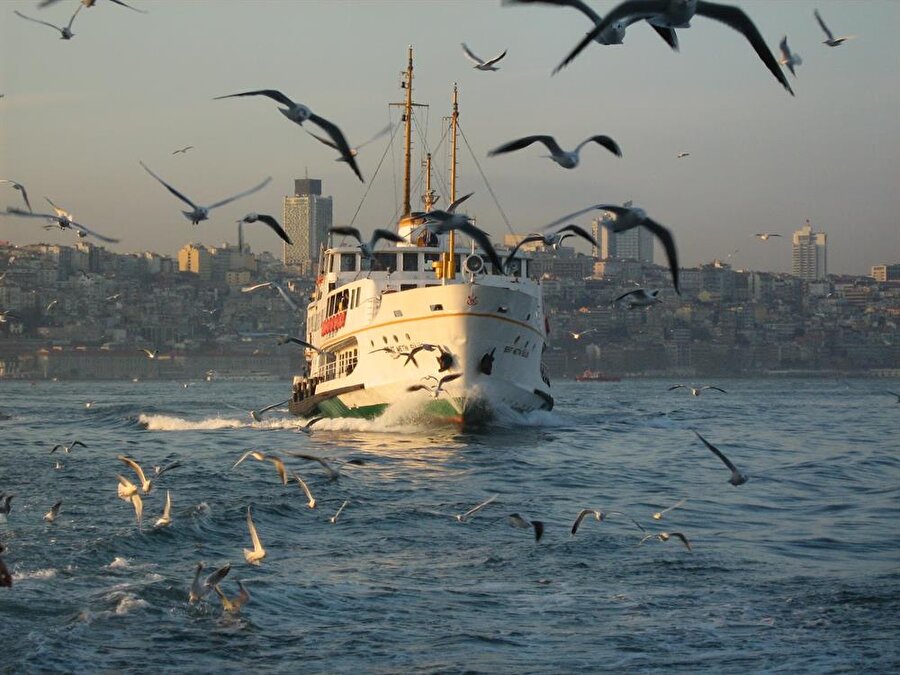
[405,333,410,340]
[526,313,531,321]
[424,252,440,267]
[340,253,357,272]
[393,310,403,317]
[373,252,395,272]
[400,283,417,292]
[393,335,399,342]
[382,336,388,344]
[454,254,463,273]
[430,304,443,311]
[370,340,374,347]
[402,253,419,272]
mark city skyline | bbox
[1,1,898,277]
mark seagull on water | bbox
[233,450,288,486]
[814,9,855,47]
[172,145,194,155]
[329,500,350,524]
[306,122,394,161]
[668,384,727,396]
[243,506,266,566]
[639,531,692,551]
[214,581,250,613]
[43,500,62,523]
[694,430,747,486]
[504,0,679,50]
[547,202,679,292]
[778,36,802,76]
[455,495,498,523]
[0,180,32,212]
[504,224,598,271]
[327,227,406,262]
[118,455,153,494]
[508,513,544,542]
[214,89,364,182]
[14,4,82,39]
[652,498,687,520]
[290,471,317,509]
[571,509,645,535]
[140,161,271,226]
[461,43,508,71]
[407,373,463,399]
[2,206,120,244]
[283,453,365,481]
[554,0,794,96]
[153,490,172,529]
[237,213,292,245]
[189,561,231,604]
[614,288,662,309]
[241,281,298,311]
[488,134,621,169]
[50,440,86,454]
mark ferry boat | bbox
[288,48,552,428]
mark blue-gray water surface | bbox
[0,378,898,673]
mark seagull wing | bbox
[488,135,564,157]
[554,0,667,73]
[257,398,290,416]
[161,490,171,519]
[285,453,336,478]
[649,24,679,51]
[207,176,271,210]
[703,386,727,393]
[641,218,680,294]
[13,11,63,32]
[571,509,595,535]
[356,122,394,150]
[556,224,598,248]
[252,214,292,244]
[814,9,834,42]
[438,220,504,272]
[130,493,143,526]
[66,3,82,30]
[696,1,793,95]
[461,42,486,65]
[205,562,231,591]
[271,283,298,310]
[670,532,692,551]
[694,431,740,475]
[328,226,363,245]
[407,384,429,392]
[446,192,474,213]
[266,454,288,485]
[504,0,603,24]
[504,234,546,271]
[308,113,364,182]
[658,498,687,515]
[614,289,642,303]
[246,508,263,553]
[242,281,273,293]
[539,204,620,233]
[371,228,407,247]
[108,0,148,13]
[482,49,508,67]
[232,449,266,470]
[213,89,297,108]
[461,494,498,519]
[139,161,197,209]
[234,581,251,609]
[438,372,463,388]
[779,36,790,61]
[67,220,120,244]
[304,129,340,151]
[667,384,686,391]
[576,135,622,157]
[117,455,148,489]
[291,471,316,508]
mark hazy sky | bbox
[1,0,898,275]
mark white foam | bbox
[139,414,245,431]
[13,568,57,581]
[115,594,149,615]
[108,556,130,569]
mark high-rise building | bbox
[283,178,333,273]
[178,243,212,281]
[791,219,827,281]
[592,217,654,263]
[871,263,900,282]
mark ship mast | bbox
[402,46,414,218]
[446,83,459,280]
[423,153,436,212]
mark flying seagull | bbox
[504,224,597,271]
[554,0,794,96]
[138,348,158,359]
[755,232,781,241]
[306,122,394,161]
[43,500,62,523]
[276,335,330,357]
[614,288,662,309]
[504,0,679,49]
[639,531,692,551]
[50,440,86,454]
[153,490,172,529]
[545,202,679,292]
[140,161,270,225]
[461,43,508,71]
[238,213,292,245]
[668,384,727,396]
[407,373,463,399]
[291,471,317,509]
[40,0,147,12]
[328,227,405,261]
[14,4,81,39]
[189,561,231,604]
[418,211,506,272]
[172,146,194,155]
[215,581,250,613]
[153,461,182,478]
[652,498,687,520]
[283,453,365,481]
[0,180,32,212]
[233,450,288,486]
[247,398,290,423]
[814,9,855,47]
[454,495,498,522]
[508,513,544,542]
[214,89,364,182]
[329,500,349,524]
[117,455,153,494]
[778,36,802,76]
[241,281,298,311]
[694,430,747,486]
[488,134,621,169]
[243,506,266,565]
[571,509,646,535]
[2,207,120,243]
[569,329,596,340]
[676,151,690,159]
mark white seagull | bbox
[14,4,82,39]
[694,430,747,486]
[243,506,266,565]
[172,145,194,155]
[327,227,406,261]
[214,89,364,182]
[639,531,692,551]
[454,495,498,523]
[238,213,292,245]
[138,348,158,360]
[189,562,231,604]
[140,161,271,225]
[407,373,463,399]
[233,450,289,486]
[571,509,646,535]
[329,500,349,524]
[614,288,663,309]
[755,232,781,241]
[652,498,687,520]
[504,224,598,271]
[488,134,621,169]
[461,43,508,71]
[241,281,298,311]
[554,0,794,96]
[0,180,32,212]
[50,440,86,454]
[117,455,153,494]
[43,500,63,522]
[676,151,691,159]
[2,206,119,243]
[778,36,802,76]
[153,490,172,529]
[569,329,596,340]
[668,384,727,396]
[283,453,365,482]
[291,471,317,509]
[814,9,855,47]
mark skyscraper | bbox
[791,219,827,281]
[283,178,333,273]
[592,217,654,263]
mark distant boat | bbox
[575,370,621,382]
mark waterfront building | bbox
[791,219,827,281]
[593,216,654,263]
[283,178,333,274]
